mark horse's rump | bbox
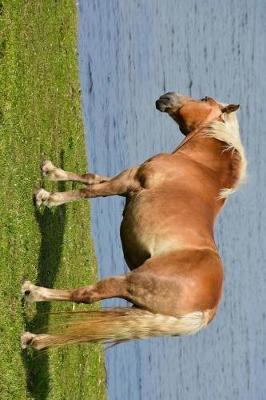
[125,248,224,316]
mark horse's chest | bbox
[136,157,178,189]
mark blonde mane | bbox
[207,110,247,198]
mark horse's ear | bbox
[221,104,240,114]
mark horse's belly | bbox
[120,192,186,269]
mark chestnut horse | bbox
[21,92,246,350]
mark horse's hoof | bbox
[22,280,40,303]
[22,280,34,302]
[22,280,49,302]
[34,188,51,207]
[21,332,36,349]
[42,160,56,179]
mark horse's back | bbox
[126,248,223,319]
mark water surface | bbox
[78,1,266,399]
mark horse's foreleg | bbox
[22,276,129,304]
[42,160,110,184]
[35,167,138,207]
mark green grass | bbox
[0,1,106,399]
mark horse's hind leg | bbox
[42,160,110,184]
[22,265,174,312]
[22,276,129,304]
[22,268,179,315]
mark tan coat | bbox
[21,93,246,349]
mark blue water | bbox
[78,1,266,399]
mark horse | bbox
[21,92,246,350]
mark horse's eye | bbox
[201,96,209,102]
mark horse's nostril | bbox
[156,99,168,111]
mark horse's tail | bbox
[21,308,211,350]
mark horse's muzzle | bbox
[156,99,167,112]
[155,92,184,112]
[155,96,172,112]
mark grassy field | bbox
[0,1,106,399]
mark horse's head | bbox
[156,92,239,135]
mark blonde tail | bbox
[21,308,209,350]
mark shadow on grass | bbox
[22,152,67,400]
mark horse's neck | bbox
[173,133,242,194]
